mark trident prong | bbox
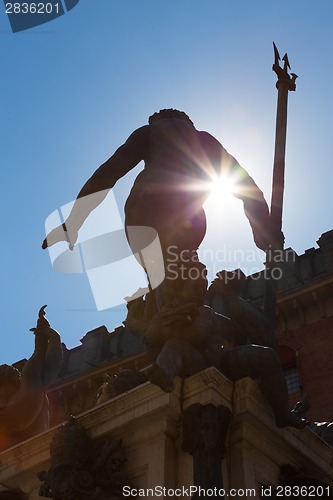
[272,42,297,91]
[282,53,291,71]
[273,42,280,65]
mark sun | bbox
[208,173,236,204]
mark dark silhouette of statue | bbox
[0,306,63,450]
[207,269,276,349]
[42,108,277,309]
[41,108,301,428]
[127,260,305,429]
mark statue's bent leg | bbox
[146,338,207,392]
[125,205,207,310]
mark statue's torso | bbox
[125,119,211,228]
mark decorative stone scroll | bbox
[38,416,135,500]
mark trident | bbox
[264,43,298,333]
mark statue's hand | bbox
[255,227,285,252]
[275,229,285,248]
[42,223,78,251]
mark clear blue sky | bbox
[1,0,333,364]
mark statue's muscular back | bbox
[124,118,217,250]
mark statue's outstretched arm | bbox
[42,125,149,250]
[233,172,271,251]
[73,125,149,200]
[199,131,272,251]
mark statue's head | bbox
[148,109,194,126]
[0,364,21,403]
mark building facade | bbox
[1,230,333,498]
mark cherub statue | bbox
[94,370,146,406]
[293,395,333,447]
[0,306,63,450]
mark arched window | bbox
[278,346,301,395]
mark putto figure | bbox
[0,306,63,450]
[42,109,277,309]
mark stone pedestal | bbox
[0,367,333,498]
